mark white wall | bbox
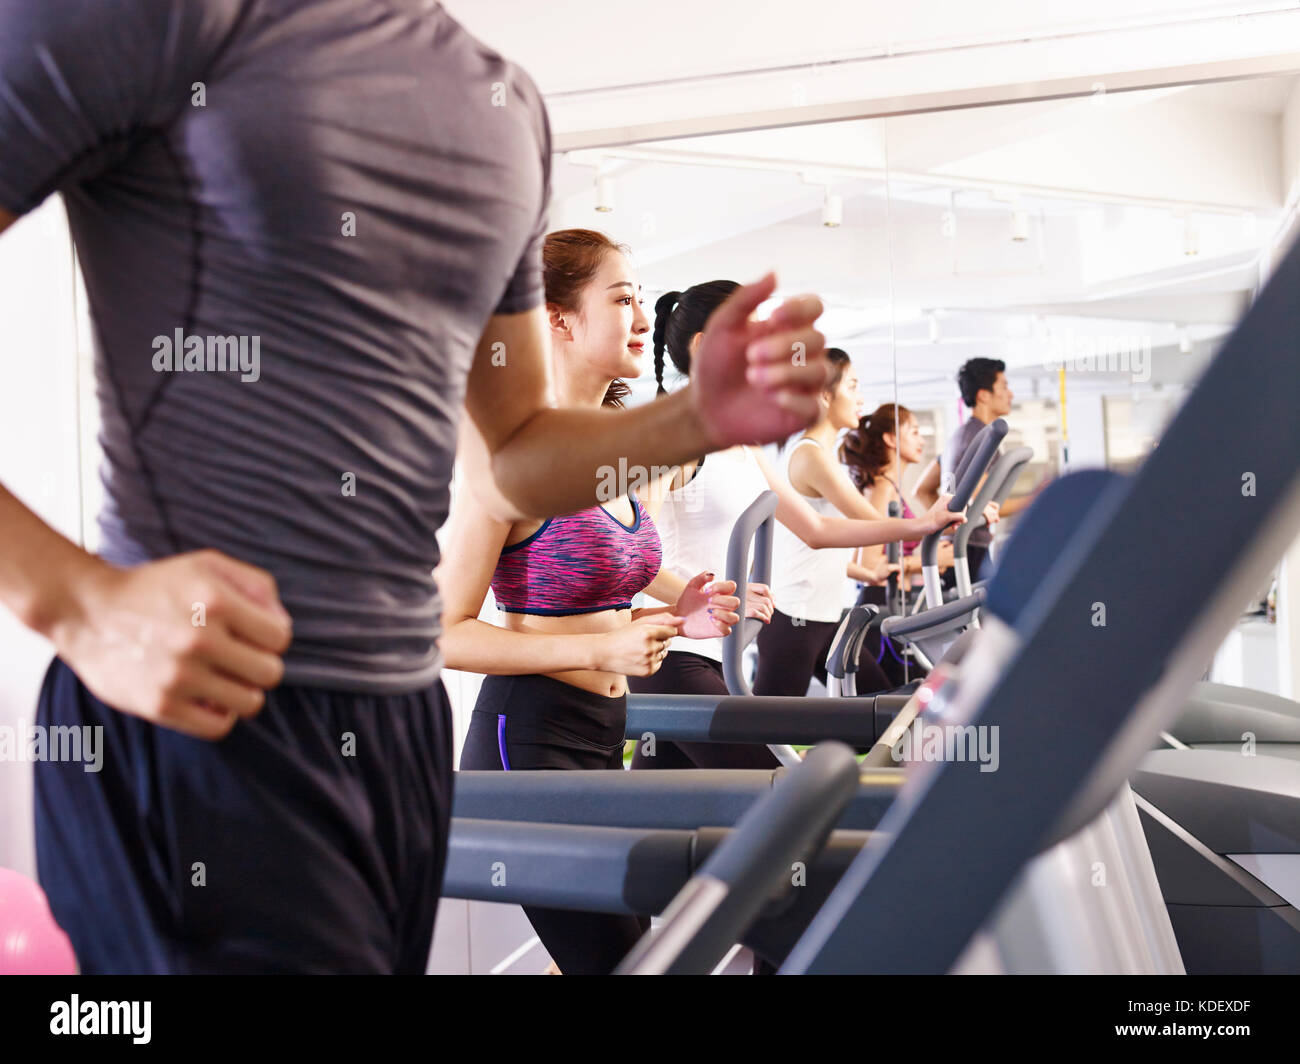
[0,200,82,877]
[1065,390,1108,470]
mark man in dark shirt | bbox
[0,0,830,973]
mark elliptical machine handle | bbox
[885,501,901,614]
[721,491,779,697]
[919,419,1008,572]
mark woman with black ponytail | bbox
[651,289,684,396]
[632,282,964,770]
[652,283,740,395]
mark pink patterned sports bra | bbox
[491,494,663,616]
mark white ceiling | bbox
[548,76,1298,403]
[442,1,1296,95]
[438,3,1300,406]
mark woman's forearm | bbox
[847,562,876,584]
[805,514,928,549]
[440,618,600,675]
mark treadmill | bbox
[625,231,1300,974]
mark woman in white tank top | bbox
[756,349,890,696]
[634,283,963,771]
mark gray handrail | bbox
[951,442,1029,556]
[616,742,861,975]
[885,501,902,616]
[951,427,989,488]
[446,818,695,914]
[881,587,984,640]
[626,692,885,746]
[954,445,1033,557]
[953,445,1033,597]
[444,818,875,923]
[920,419,1007,607]
[721,490,778,698]
[954,446,1033,559]
[826,605,878,680]
[453,767,904,832]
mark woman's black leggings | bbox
[753,608,894,697]
[628,652,780,770]
[459,673,648,975]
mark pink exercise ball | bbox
[0,867,78,975]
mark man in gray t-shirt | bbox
[935,358,1044,580]
[0,0,832,972]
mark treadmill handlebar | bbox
[616,742,861,975]
[722,490,779,696]
[886,501,901,565]
[881,587,984,639]
[886,501,901,611]
[953,445,1034,558]
[921,419,1007,568]
[826,605,879,679]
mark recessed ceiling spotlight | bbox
[822,188,843,228]
[1011,208,1030,243]
[595,174,614,213]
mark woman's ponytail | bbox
[653,291,681,395]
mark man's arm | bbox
[998,492,1040,517]
[0,480,291,739]
[461,274,829,522]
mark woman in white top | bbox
[755,359,1000,697]
[635,282,962,769]
[755,348,883,695]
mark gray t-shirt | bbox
[942,415,999,548]
[0,0,551,692]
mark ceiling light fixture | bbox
[595,174,614,213]
[1011,206,1030,243]
[822,187,843,228]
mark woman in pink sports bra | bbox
[439,229,740,974]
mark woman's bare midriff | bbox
[501,608,632,698]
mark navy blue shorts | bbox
[33,658,453,974]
